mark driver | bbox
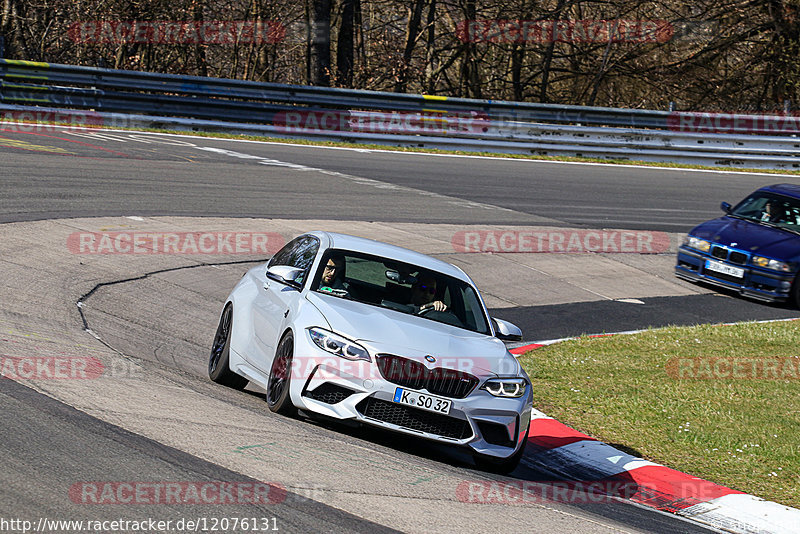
[761,201,777,222]
[411,275,447,312]
[761,201,785,223]
[320,255,348,293]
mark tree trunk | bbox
[336,0,355,86]
[423,0,436,93]
[460,0,481,98]
[1,0,11,53]
[309,0,331,86]
[354,0,365,87]
[395,0,425,92]
[539,0,568,103]
[511,44,523,101]
[192,1,208,76]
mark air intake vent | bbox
[303,383,355,404]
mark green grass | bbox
[517,321,800,508]
[5,118,800,175]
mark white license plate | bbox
[705,260,744,278]
[393,387,452,415]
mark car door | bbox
[250,235,320,373]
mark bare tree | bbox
[395,0,425,92]
[336,0,356,86]
[309,0,331,85]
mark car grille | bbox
[303,383,355,404]
[356,397,472,440]
[729,251,747,265]
[375,354,479,399]
[711,245,748,265]
[711,246,727,260]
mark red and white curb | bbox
[511,328,800,534]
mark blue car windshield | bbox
[730,192,800,229]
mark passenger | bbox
[411,274,447,312]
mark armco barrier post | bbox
[0,35,5,58]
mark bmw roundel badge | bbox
[424,355,436,363]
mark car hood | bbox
[305,292,518,377]
[691,216,800,258]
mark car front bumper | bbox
[291,339,532,460]
[675,246,795,302]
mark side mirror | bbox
[491,318,523,342]
[267,265,305,288]
[721,202,731,213]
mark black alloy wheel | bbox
[267,332,296,415]
[208,304,248,390]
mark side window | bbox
[269,239,295,268]
[268,236,320,286]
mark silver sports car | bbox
[209,232,532,471]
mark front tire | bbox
[209,304,248,390]
[267,332,296,416]
[474,422,529,474]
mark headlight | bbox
[308,328,370,362]
[684,236,711,252]
[481,378,527,398]
[752,256,792,272]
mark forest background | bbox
[2,0,799,112]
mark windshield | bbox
[310,249,491,335]
[730,192,800,230]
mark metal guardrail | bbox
[1,58,799,170]
[0,59,674,129]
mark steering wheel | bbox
[416,303,436,315]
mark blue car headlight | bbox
[481,378,527,398]
[752,256,792,272]
[683,235,711,252]
[308,327,370,362]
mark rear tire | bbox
[792,275,800,309]
[267,332,296,416]
[208,304,248,390]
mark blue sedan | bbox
[676,183,800,307]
